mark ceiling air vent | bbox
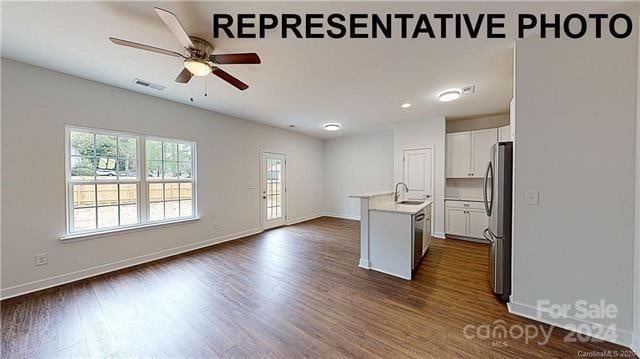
[462,85,475,94]
[133,78,165,91]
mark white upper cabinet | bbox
[498,125,511,142]
[471,128,498,177]
[445,132,471,178]
[446,128,497,178]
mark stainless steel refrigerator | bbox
[483,141,513,302]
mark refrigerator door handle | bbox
[483,228,494,242]
[483,161,494,217]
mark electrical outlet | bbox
[35,253,48,266]
[525,191,539,205]
[212,222,220,231]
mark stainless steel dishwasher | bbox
[412,209,425,271]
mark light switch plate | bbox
[525,191,539,205]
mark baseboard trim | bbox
[445,234,490,244]
[369,266,411,280]
[358,258,370,269]
[508,300,633,348]
[323,212,360,221]
[0,227,262,300]
[286,213,324,225]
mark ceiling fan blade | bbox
[210,53,261,65]
[154,7,194,50]
[109,37,184,58]
[175,68,193,83]
[212,68,249,91]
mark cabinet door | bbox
[467,210,488,239]
[498,125,511,142]
[470,128,497,177]
[445,207,467,236]
[446,132,471,178]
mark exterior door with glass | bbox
[261,152,286,229]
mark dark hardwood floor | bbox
[1,217,634,358]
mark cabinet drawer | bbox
[445,200,485,210]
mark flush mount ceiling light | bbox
[401,103,412,108]
[184,58,212,76]
[437,88,462,102]
[323,123,342,131]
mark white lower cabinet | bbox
[445,207,467,236]
[467,210,488,239]
[445,201,488,239]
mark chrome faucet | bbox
[394,182,408,203]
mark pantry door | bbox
[402,148,433,201]
[261,152,286,229]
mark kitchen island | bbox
[349,192,433,280]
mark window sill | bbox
[60,217,200,242]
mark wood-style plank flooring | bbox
[1,217,634,358]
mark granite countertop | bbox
[369,198,433,215]
[348,191,394,199]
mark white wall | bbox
[322,117,446,235]
[323,131,394,219]
[393,117,446,237]
[511,34,637,346]
[635,10,640,354]
[1,59,324,298]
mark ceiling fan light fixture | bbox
[437,88,463,102]
[184,58,212,76]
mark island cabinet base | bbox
[368,211,414,280]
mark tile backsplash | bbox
[446,178,484,199]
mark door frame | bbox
[401,145,435,236]
[260,150,287,230]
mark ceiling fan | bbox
[109,7,260,91]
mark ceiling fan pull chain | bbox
[204,78,208,97]
[190,82,194,102]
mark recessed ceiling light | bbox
[323,123,342,131]
[288,125,296,128]
[401,103,412,108]
[437,88,462,102]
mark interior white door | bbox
[402,148,432,201]
[446,132,471,178]
[261,152,286,229]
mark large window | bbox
[145,139,194,222]
[65,127,196,237]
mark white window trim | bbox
[63,125,198,240]
[144,136,198,224]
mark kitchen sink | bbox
[397,200,424,205]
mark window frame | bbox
[144,136,197,223]
[64,126,197,239]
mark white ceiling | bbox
[0,1,623,138]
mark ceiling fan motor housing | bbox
[188,36,214,60]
